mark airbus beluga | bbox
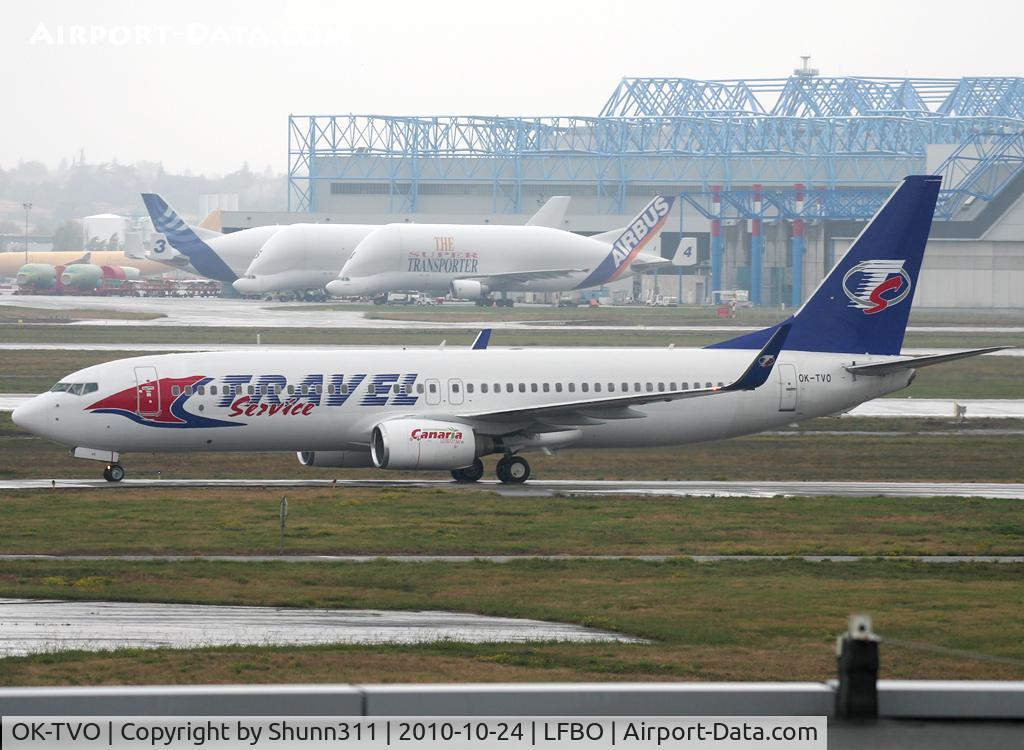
[13,177,1000,484]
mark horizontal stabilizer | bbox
[844,346,1008,376]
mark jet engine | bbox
[370,419,491,470]
[450,279,488,299]
[15,263,57,291]
[60,264,103,291]
[296,450,374,468]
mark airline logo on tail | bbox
[577,195,675,288]
[842,260,912,315]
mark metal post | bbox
[22,202,32,265]
[749,185,763,305]
[279,496,288,553]
[710,186,723,305]
[677,195,684,304]
[836,614,880,720]
[791,184,806,308]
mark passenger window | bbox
[568,383,576,393]
[416,384,424,394]
[247,385,254,395]
[681,382,689,390]
[506,384,513,393]
[429,383,437,393]
[595,383,602,392]
[634,382,641,391]
[327,384,335,395]
[657,382,665,392]
[645,383,653,392]
[581,383,589,392]
[300,385,308,396]
[467,383,474,394]
[621,382,628,391]
[452,383,460,393]
[172,386,181,396]
[717,382,724,388]
[341,384,350,395]
[392,384,400,394]
[608,383,615,392]
[670,382,676,390]
[542,383,550,393]
[706,382,713,388]
[315,385,323,394]
[555,383,563,393]
[481,383,488,393]
[518,383,526,393]
[530,383,538,393]
[185,386,194,396]
[210,386,218,395]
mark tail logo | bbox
[842,260,911,315]
[758,354,776,368]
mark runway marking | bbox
[2,478,1023,499]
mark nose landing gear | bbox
[102,463,125,482]
[496,455,530,484]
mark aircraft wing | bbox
[844,346,1008,375]
[462,268,586,287]
[456,324,790,425]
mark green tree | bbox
[51,220,83,251]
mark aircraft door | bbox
[778,363,797,412]
[424,378,442,406]
[135,366,161,417]
[448,378,464,405]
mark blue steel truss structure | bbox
[288,77,1024,220]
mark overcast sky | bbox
[3,0,1020,175]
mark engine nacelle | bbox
[15,263,57,290]
[371,419,488,470]
[61,264,103,290]
[296,450,374,468]
[450,279,488,299]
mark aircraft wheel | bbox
[104,463,125,483]
[496,455,530,484]
[458,458,484,482]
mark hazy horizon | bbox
[3,0,1021,176]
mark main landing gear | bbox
[496,455,530,484]
[449,455,531,484]
[102,463,125,483]
[450,458,485,483]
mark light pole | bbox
[22,202,32,264]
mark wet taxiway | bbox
[0,599,639,657]
[3,295,1023,334]
[2,478,1023,499]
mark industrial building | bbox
[220,69,1024,308]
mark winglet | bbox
[726,323,790,391]
[471,329,492,350]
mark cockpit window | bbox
[50,382,98,395]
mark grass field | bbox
[1,487,1022,556]
[1,344,1019,398]
[0,306,163,323]
[2,412,1023,482]
[0,559,1020,684]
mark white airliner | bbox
[325,196,675,301]
[231,197,573,297]
[13,177,999,484]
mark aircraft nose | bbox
[11,396,47,435]
[326,279,356,297]
[232,277,262,295]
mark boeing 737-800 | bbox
[13,177,999,484]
